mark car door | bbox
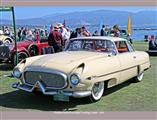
[115,41,138,83]
[89,40,121,86]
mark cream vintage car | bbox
[12,36,150,102]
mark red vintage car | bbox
[0,38,50,65]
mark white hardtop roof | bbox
[71,36,127,42]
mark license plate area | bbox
[53,93,69,102]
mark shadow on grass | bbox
[0,64,13,71]
[0,81,132,111]
[0,90,90,111]
[103,80,132,96]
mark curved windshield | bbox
[65,39,117,54]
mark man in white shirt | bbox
[58,23,71,46]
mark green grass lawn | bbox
[0,41,157,111]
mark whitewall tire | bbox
[134,72,144,82]
[89,81,104,102]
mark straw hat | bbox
[57,23,64,28]
[53,24,59,30]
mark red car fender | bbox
[12,47,30,57]
[35,42,48,54]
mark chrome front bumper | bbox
[12,82,91,98]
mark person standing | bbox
[47,25,64,53]
[18,29,22,41]
[64,27,71,46]
[4,27,10,36]
[58,23,67,39]
[100,25,105,36]
[113,24,121,37]
[26,30,34,40]
[92,30,99,36]
[82,26,91,37]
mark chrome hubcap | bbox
[137,72,144,81]
[92,82,104,100]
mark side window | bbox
[95,40,106,49]
[126,41,134,52]
[68,40,82,50]
[83,40,94,50]
[106,40,117,55]
[115,41,129,53]
[95,40,117,54]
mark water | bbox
[131,30,157,41]
[1,24,157,41]
[84,25,157,41]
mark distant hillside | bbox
[1,10,157,27]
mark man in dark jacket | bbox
[70,28,81,39]
[100,25,105,36]
[48,25,64,53]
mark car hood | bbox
[24,51,108,74]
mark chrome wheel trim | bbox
[91,81,104,101]
[4,39,11,44]
[137,72,144,81]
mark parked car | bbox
[108,30,132,43]
[12,36,150,102]
[148,35,157,54]
[0,38,49,65]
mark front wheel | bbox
[89,81,104,102]
[28,45,39,56]
[133,72,144,82]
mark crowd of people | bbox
[47,23,122,53]
[1,23,123,53]
[17,27,49,41]
[1,26,11,36]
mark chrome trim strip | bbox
[92,65,138,79]
[12,82,91,98]
[73,91,92,98]
[87,61,150,80]
[23,69,68,90]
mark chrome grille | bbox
[24,71,67,89]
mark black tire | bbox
[89,81,105,102]
[4,38,13,44]
[28,45,39,56]
[12,52,28,66]
[133,72,144,82]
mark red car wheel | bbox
[13,52,28,66]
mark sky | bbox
[0,6,156,20]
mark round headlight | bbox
[70,74,80,85]
[13,68,21,78]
